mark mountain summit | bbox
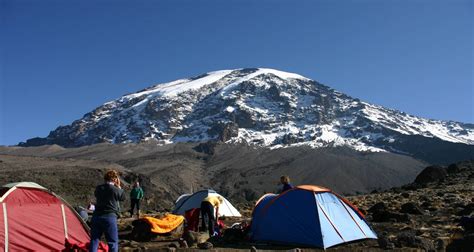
[21,68,474,163]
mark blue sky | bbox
[1,0,473,145]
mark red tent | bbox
[0,182,100,251]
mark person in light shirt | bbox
[200,195,223,236]
[87,202,95,212]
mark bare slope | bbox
[0,142,426,208]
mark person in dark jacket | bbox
[129,181,144,218]
[90,170,125,252]
[280,175,294,193]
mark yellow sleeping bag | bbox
[142,214,185,234]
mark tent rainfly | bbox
[250,185,377,249]
[173,189,241,217]
[0,182,94,251]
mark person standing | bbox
[129,181,144,218]
[200,195,223,237]
[90,170,125,252]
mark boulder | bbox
[396,230,434,251]
[377,236,395,249]
[368,202,387,213]
[130,220,156,242]
[447,163,461,174]
[197,242,213,249]
[446,233,474,252]
[459,216,474,233]
[223,227,247,243]
[400,202,424,215]
[421,201,431,209]
[372,210,410,222]
[168,243,178,248]
[369,202,410,222]
[182,230,210,247]
[456,203,474,216]
[414,165,447,185]
[434,238,446,250]
[401,183,422,191]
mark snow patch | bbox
[225,106,235,113]
[220,68,309,96]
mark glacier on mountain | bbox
[21,68,474,155]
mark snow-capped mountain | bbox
[21,68,474,162]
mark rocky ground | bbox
[0,144,471,251]
[115,160,473,251]
[347,160,474,251]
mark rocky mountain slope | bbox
[20,68,474,164]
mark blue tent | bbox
[250,185,377,249]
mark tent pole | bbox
[3,203,8,252]
[61,204,69,239]
[338,198,367,238]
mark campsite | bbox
[0,159,472,251]
[2,1,474,251]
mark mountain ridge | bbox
[20,68,474,164]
